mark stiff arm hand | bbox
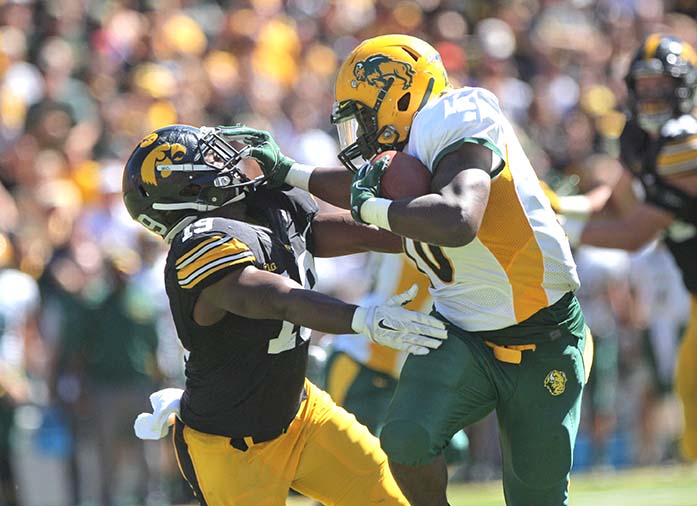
[351,284,447,355]
[216,125,296,188]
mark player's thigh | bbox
[498,333,587,498]
[292,386,407,506]
[172,419,295,506]
[380,332,497,466]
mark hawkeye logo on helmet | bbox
[140,143,187,186]
[352,54,415,90]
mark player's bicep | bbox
[431,142,492,223]
[198,264,301,322]
[310,211,402,257]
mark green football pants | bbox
[380,294,590,506]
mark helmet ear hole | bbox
[137,185,149,198]
[397,93,411,111]
[402,47,419,61]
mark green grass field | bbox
[287,465,697,506]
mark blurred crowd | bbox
[1,0,696,505]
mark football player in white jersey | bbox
[227,34,591,506]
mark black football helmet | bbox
[626,34,697,133]
[122,124,261,242]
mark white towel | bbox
[134,388,184,440]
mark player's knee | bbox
[509,430,572,489]
[379,419,434,466]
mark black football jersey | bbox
[620,116,697,294]
[164,187,319,437]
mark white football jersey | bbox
[404,86,580,332]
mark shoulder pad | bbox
[409,86,505,173]
[657,115,697,177]
[170,217,259,290]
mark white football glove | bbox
[351,284,448,355]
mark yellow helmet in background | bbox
[331,34,450,171]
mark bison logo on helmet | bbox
[140,142,187,186]
[544,370,567,396]
[352,54,415,90]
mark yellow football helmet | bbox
[331,34,450,171]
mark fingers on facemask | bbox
[238,145,254,159]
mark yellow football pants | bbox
[172,379,408,506]
[676,295,697,461]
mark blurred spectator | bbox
[0,232,41,506]
[49,242,161,506]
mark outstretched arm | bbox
[310,210,403,257]
[218,125,492,244]
[196,265,447,355]
[580,202,673,250]
[215,126,355,208]
[307,167,353,209]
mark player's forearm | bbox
[311,212,402,257]
[387,194,479,247]
[307,166,353,209]
[279,288,357,335]
[203,266,357,334]
[580,218,655,251]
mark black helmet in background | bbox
[626,34,697,133]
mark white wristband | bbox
[285,163,315,191]
[360,197,392,231]
[351,306,368,334]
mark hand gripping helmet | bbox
[331,34,450,171]
[122,124,260,242]
[626,34,697,133]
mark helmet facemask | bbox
[629,70,684,134]
[123,125,265,243]
[149,127,261,214]
[331,94,403,172]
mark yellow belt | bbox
[485,341,537,364]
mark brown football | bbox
[373,150,432,200]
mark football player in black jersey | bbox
[122,124,448,506]
[565,34,697,461]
